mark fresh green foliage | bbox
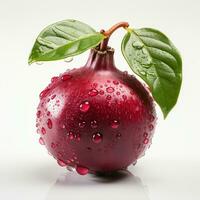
[28,19,104,64]
[121,28,182,118]
[29,19,182,118]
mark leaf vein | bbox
[144,45,179,65]
[136,34,170,46]
[52,27,76,41]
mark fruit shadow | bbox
[45,169,150,200]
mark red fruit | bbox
[36,48,156,175]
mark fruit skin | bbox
[36,48,156,174]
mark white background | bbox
[0,0,199,199]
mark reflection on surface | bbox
[46,170,149,200]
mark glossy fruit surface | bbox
[36,48,156,174]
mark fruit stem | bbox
[103,22,129,38]
[99,30,109,51]
[99,22,129,51]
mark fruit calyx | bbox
[85,47,117,71]
[87,22,129,71]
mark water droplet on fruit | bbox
[67,131,74,140]
[57,159,67,167]
[73,155,77,159]
[80,101,90,112]
[64,57,73,62]
[99,90,104,95]
[47,111,51,116]
[149,124,154,131]
[116,133,121,139]
[47,119,53,129]
[92,132,103,144]
[116,91,120,96]
[91,120,98,128]
[143,138,149,144]
[36,61,43,65]
[41,127,46,135]
[132,41,144,49]
[57,152,63,158]
[113,80,119,85]
[61,74,72,81]
[148,114,155,122]
[67,166,74,172]
[36,110,41,118]
[76,166,89,175]
[88,89,98,97]
[62,124,66,129]
[76,133,81,141]
[122,95,127,100]
[135,106,140,111]
[143,132,148,137]
[51,94,56,100]
[39,137,45,145]
[106,95,112,100]
[39,88,50,99]
[111,120,119,129]
[92,83,98,88]
[51,142,56,149]
[64,159,70,164]
[106,87,114,93]
[79,121,86,128]
[51,76,59,83]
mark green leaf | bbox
[121,28,182,118]
[28,19,104,64]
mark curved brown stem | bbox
[99,22,129,51]
[99,30,109,51]
[103,22,129,37]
